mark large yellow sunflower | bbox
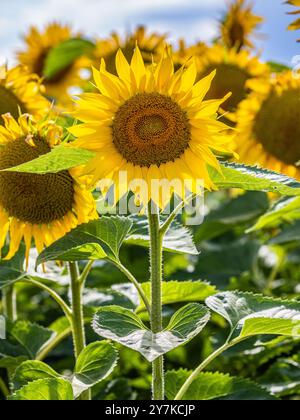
[93,26,166,75]
[195,44,269,120]
[69,47,236,209]
[0,65,50,123]
[287,0,300,40]
[235,71,300,179]
[219,0,263,51]
[0,114,97,262]
[17,23,88,105]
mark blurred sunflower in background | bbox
[219,0,263,51]
[17,23,90,106]
[195,44,269,121]
[70,47,236,208]
[93,26,166,75]
[235,72,300,179]
[286,0,300,41]
[0,114,97,262]
[0,65,50,124]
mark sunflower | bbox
[235,71,300,179]
[17,23,88,105]
[286,0,300,41]
[195,44,269,120]
[93,26,166,75]
[0,114,97,263]
[220,0,263,51]
[69,47,236,209]
[0,65,50,124]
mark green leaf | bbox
[9,378,74,400]
[259,355,300,397]
[0,321,54,359]
[126,215,198,255]
[248,196,300,232]
[138,280,217,312]
[269,220,300,245]
[196,191,269,242]
[43,38,95,80]
[206,291,300,340]
[92,304,210,362]
[37,216,133,265]
[165,370,276,400]
[0,246,26,289]
[194,238,260,287]
[210,163,300,196]
[267,61,291,73]
[1,145,95,174]
[73,341,118,398]
[13,361,60,391]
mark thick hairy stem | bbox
[69,262,91,401]
[2,285,17,321]
[148,201,164,400]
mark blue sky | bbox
[0,0,299,65]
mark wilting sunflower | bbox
[93,26,166,75]
[235,72,300,179]
[0,114,97,262]
[286,0,300,41]
[17,23,88,105]
[196,44,269,120]
[0,65,50,124]
[69,47,236,208]
[219,0,263,51]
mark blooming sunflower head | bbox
[17,22,89,105]
[220,0,263,51]
[70,46,236,209]
[286,0,300,41]
[93,26,167,76]
[195,44,269,120]
[235,71,300,179]
[0,114,97,263]
[0,65,50,124]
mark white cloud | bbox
[2,0,226,63]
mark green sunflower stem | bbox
[2,285,17,321]
[148,201,164,400]
[69,262,91,401]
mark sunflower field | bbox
[1,0,300,404]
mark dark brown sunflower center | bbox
[0,136,74,224]
[228,21,245,50]
[0,86,27,125]
[201,64,250,113]
[112,93,191,167]
[254,88,300,166]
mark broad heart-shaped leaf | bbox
[206,292,300,340]
[37,216,133,265]
[126,215,198,255]
[13,361,60,391]
[0,320,54,359]
[43,38,95,80]
[248,196,300,232]
[269,220,300,245]
[72,341,118,398]
[137,280,217,312]
[0,245,26,289]
[9,378,74,401]
[195,191,268,242]
[92,304,210,362]
[259,355,300,397]
[165,370,276,400]
[210,162,300,196]
[1,145,95,174]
